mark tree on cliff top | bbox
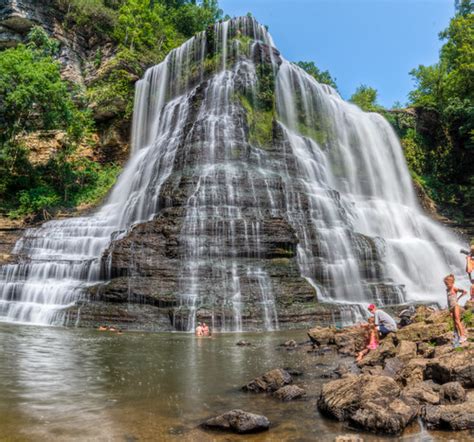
[349,85,381,112]
[295,61,338,90]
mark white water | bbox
[0,17,465,329]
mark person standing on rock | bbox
[444,274,468,343]
[367,304,397,338]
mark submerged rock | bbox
[202,409,270,434]
[243,368,292,393]
[273,385,306,401]
[236,340,252,346]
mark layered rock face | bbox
[0,17,465,330]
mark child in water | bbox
[444,274,468,344]
[356,317,379,363]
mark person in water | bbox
[202,323,210,336]
[465,245,474,300]
[367,304,397,338]
[356,317,378,363]
[195,322,203,336]
[444,274,468,343]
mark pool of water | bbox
[0,323,469,441]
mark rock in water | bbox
[423,391,474,430]
[202,409,270,434]
[273,385,306,401]
[243,368,292,393]
[317,374,417,435]
[439,382,466,404]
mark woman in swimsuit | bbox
[444,274,468,343]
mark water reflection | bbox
[0,324,470,441]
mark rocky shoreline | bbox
[201,306,473,437]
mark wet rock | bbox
[283,339,297,348]
[307,327,336,346]
[243,368,292,393]
[202,409,270,434]
[273,385,306,401]
[439,382,466,404]
[350,397,417,435]
[401,383,439,405]
[422,392,474,430]
[425,349,474,388]
[317,374,416,435]
[236,340,252,346]
[284,368,303,376]
[333,327,367,354]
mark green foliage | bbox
[240,94,274,148]
[407,5,474,218]
[462,308,473,326]
[349,85,381,112]
[295,61,337,89]
[0,27,120,220]
[0,30,91,145]
[58,0,118,35]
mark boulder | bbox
[273,385,306,401]
[422,392,474,430]
[308,327,336,346]
[401,383,439,405]
[382,357,404,378]
[350,397,417,435]
[358,338,396,367]
[396,358,429,386]
[202,409,270,434]
[333,327,367,353]
[396,340,417,361]
[317,374,417,435]
[425,349,474,388]
[242,368,292,393]
[439,382,466,404]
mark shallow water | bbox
[0,323,470,441]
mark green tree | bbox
[0,27,90,145]
[349,85,380,112]
[295,61,337,89]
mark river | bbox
[0,323,469,441]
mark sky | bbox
[219,0,455,107]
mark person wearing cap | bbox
[367,304,397,338]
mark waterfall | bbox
[0,17,465,329]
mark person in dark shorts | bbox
[368,304,397,338]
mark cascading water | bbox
[0,17,465,329]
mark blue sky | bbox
[219,0,455,107]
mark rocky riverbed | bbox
[206,305,473,438]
